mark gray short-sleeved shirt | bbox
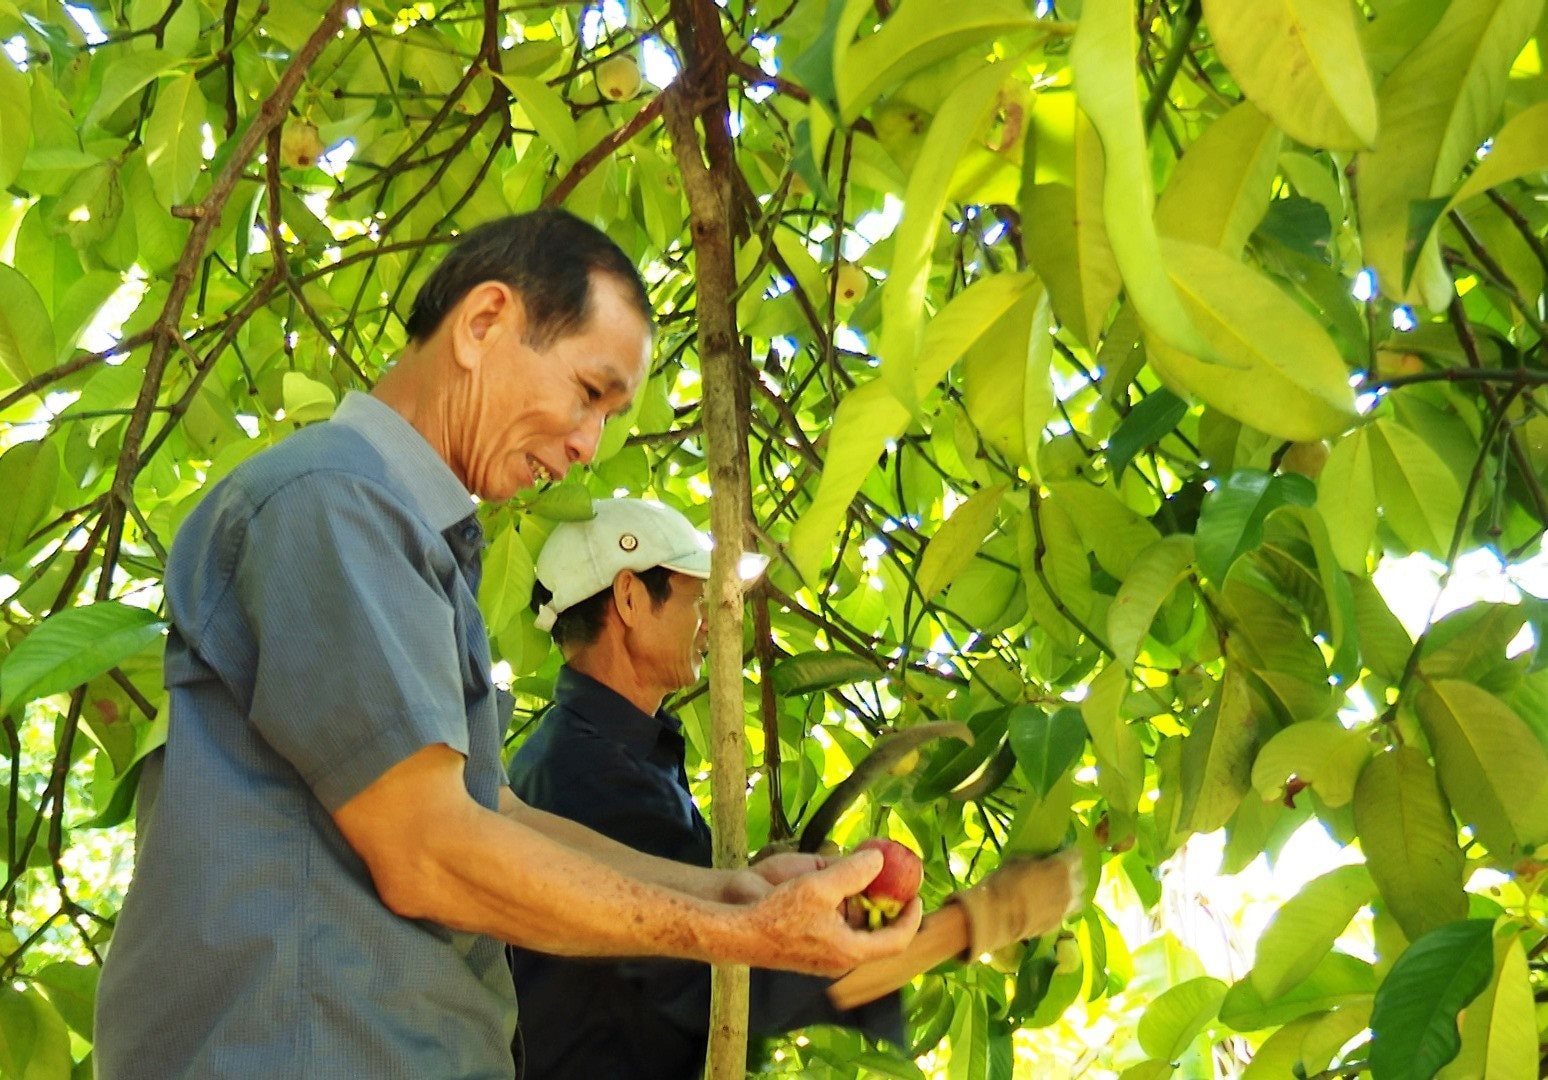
[95,393,518,1079]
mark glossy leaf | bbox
[0,440,60,569]
[1369,918,1495,1080]
[1008,705,1085,799]
[1196,469,1316,584]
[0,602,166,715]
[1179,664,1257,834]
[1437,931,1536,1080]
[0,985,71,1079]
[0,263,55,387]
[770,651,883,697]
[1367,418,1464,556]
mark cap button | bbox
[619,533,638,551]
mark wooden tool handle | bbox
[825,905,969,1011]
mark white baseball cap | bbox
[533,499,768,631]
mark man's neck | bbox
[372,348,465,486]
[565,645,666,718]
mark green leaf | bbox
[1414,679,1548,858]
[1107,535,1195,668]
[1072,0,1214,360]
[1367,418,1463,556]
[1220,952,1377,1031]
[1408,100,1548,273]
[0,263,56,387]
[1356,0,1541,304]
[1251,865,1377,1000]
[1251,721,1373,809]
[770,651,883,697]
[878,59,1014,409]
[32,962,97,1039]
[84,50,182,131]
[1021,101,1122,347]
[1179,664,1257,835]
[480,527,536,641]
[1242,1004,1373,1079]
[0,55,31,192]
[1046,481,1162,579]
[1105,389,1187,482]
[0,984,71,1079]
[144,71,206,207]
[1369,919,1495,1080]
[1353,747,1467,941]
[1318,428,1378,574]
[1274,505,1359,683]
[0,440,60,570]
[525,483,595,522]
[1438,931,1537,1080]
[1147,240,1358,442]
[280,371,337,424]
[1155,102,1283,255]
[496,74,579,165]
[0,602,166,716]
[1081,662,1145,826]
[1008,705,1085,800]
[945,984,989,1080]
[789,273,1037,581]
[917,483,1009,600]
[1137,976,1228,1062]
[1196,469,1316,584]
[1200,0,1378,150]
[833,0,1040,122]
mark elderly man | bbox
[509,498,1083,1079]
[94,211,919,1080]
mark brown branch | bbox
[543,93,667,209]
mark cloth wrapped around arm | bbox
[948,848,1084,960]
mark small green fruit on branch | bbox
[853,838,923,929]
[596,54,642,101]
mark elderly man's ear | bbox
[448,283,529,371]
[610,571,646,628]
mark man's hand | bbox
[739,849,922,977]
[948,849,1084,960]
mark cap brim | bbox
[659,551,770,582]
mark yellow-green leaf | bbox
[1356,0,1542,303]
[1252,865,1378,1000]
[1252,721,1373,809]
[1367,418,1464,556]
[1201,0,1378,150]
[1156,102,1283,256]
[1081,661,1145,825]
[497,74,579,165]
[0,264,55,388]
[0,55,30,192]
[1415,679,1548,858]
[1138,976,1228,1062]
[834,0,1040,122]
[1071,0,1214,360]
[1437,931,1536,1080]
[1021,101,1122,347]
[1107,535,1194,668]
[1318,428,1378,574]
[1353,747,1466,941]
[144,71,205,207]
[879,59,1013,410]
[1179,664,1257,834]
[917,484,1009,600]
[1146,240,1358,442]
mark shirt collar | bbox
[332,391,475,534]
[553,665,683,758]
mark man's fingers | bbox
[810,848,882,899]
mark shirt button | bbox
[462,525,479,542]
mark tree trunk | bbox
[663,2,752,1077]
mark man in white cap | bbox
[509,498,1083,1079]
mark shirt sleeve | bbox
[232,473,468,811]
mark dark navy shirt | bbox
[507,666,903,1080]
[96,393,518,1079]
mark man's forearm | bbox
[498,788,743,902]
